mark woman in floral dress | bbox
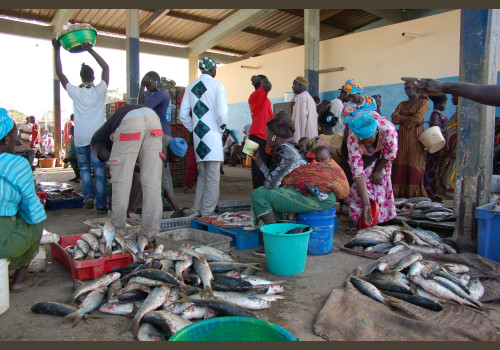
[345,112,398,231]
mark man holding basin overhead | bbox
[250,115,349,257]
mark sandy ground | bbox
[0,165,499,341]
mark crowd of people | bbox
[3,37,500,290]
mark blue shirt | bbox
[146,88,171,136]
[0,153,46,224]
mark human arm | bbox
[353,177,373,226]
[428,110,441,128]
[400,99,429,128]
[216,82,229,129]
[402,78,500,107]
[138,76,148,105]
[15,158,47,224]
[179,93,193,132]
[259,143,307,189]
[82,41,109,86]
[52,38,70,90]
[390,103,403,125]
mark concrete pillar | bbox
[53,46,62,167]
[304,9,320,98]
[188,53,199,84]
[454,9,500,248]
[126,9,140,104]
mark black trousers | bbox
[249,135,270,189]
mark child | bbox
[298,137,309,150]
[313,145,332,163]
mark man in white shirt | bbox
[291,76,318,143]
[330,87,349,135]
[53,39,109,213]
[179,57,228,216]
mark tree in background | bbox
[8,109,28,124]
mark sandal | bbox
[10,274,38,293]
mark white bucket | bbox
[242,138,259,156]
[419,126,445,154]
[0,258,10,315]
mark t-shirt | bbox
[90,104,150,160]
[248,86,273,140]
[66,81,108,147]
[63,120,74,144]
[31,123,41,143]
[146,88,171,136]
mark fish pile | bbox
[344,223,457,255]
[32,243,285,341]
[395,197,456,222]
[64,223,148,261]
[350,253,486,312]
[56,22,96,39]
[213,211,252,226]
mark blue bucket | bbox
[295,207,336,256]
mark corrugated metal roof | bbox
[0,9,445,61]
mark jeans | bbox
[76,145,107,209]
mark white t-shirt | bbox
[66,81,107,147]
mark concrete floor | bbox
[0,165,498,340]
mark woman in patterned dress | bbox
[391,81,429,198]
[345,112,398,232]
[436,95,459,199]
[424,95,448,200]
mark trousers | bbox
[193,161,221,216]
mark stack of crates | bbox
[170,123,190,187]
[105,101,126,118]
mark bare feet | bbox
[10,273,38,292]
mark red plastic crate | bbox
[50,233,134,280]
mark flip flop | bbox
[344,228,358,236]
[10,274,38,293]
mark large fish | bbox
[432,276,483,309]
[350,277,398,308]
[71,272,121,302]
[31,302,87,320]
[382,291,443,311]
[144,250,191,261]
[467,278,485,301]
[179,304,213,320]
[137,322,165,342]
[364,242,394,254]
[192,245,236,263]
[98,298,138,316]
[174,292,258,318]
[175,257,193,282]
[193,257,214,298]
[131,285,171,335]
[389,254,423,273]
[369,271,410,286]
[141,310,192,337]
[208,262,262,273]
[212,274,257,292]
[65,286,108,327]
[345,238,389,249]
[102,222,116,256]
[368,279,413,294]
[80,233,100,252]
[76,239,91,255]
[398,242,444,254]
[437,270,470,295]
[200,291,272,310]
[123,269,182,287]
[410,275,479,308]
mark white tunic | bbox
[180,74,228,162]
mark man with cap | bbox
[330,87,349,135]
[90,104,166,241]
[291,76,318,143]
[179,57,228,217]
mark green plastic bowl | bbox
[168,316,299,341]
[58,28,97,53]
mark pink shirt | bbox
[64,120,74,144]
[291,91,318,142]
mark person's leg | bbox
[201,161,221,216]
[138,116,163,241]
[193,161,206,215]
[76,145,94,208]
[64,142,70,168]
[90,149,108,211]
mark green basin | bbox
[58,28,97,53]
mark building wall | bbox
[216,10,500,144]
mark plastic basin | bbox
[260,223,311,276]
[169,316,298,341]
[58,28,97,53]
[358,199,380,229]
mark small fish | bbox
[386,244,407,255]
[350,277,398,308]
[180,305,212,320]
[175,257,193,282]
[365,242,394,253]
[437,270,470,295]
[144,250,191,261]
[193,245,236,263]
[368,279,413,294]
[382,291,443,311]
[89,228,103,238]
[208,262,261,273]
[137,235,148,255]
[369,271,410,286]
[102,222,116,256]
[142,310,192,337]
[98,298,138,316]
[411,275,479,308]
[76,239,91,255]
[467,278,485,301]
[137,322,165,342]
[127,277,168,288]
[433,276,482,308]
[178,246,207,263]
[80,233,100,252]
[398,242,444,254]
[345,238,389,249]
[31,302,83,319]
[174,292,258,318]
[389,254,423,273]
[117,290,150,302]
[65,286,108,327]
[193,257,214,298]
[119,282,152,295]
[442,263,470,274]
[72,272,121,302]
[131,285,171,335]
[107,279,123,300]
[123,269,182,287]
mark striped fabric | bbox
[0,153,46,224]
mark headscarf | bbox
[169,137,188,157]
[199,57,219,72]
[341,96,378,121]
[294,76,309,87]
[0,108,15,140]
[343,79,363,94]
[346,112,378,140]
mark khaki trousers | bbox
[193,161,221,216]
[108,114,163,241]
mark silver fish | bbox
[411,275,478,308]
[178,245,207,263]
[80,233,100,252]
[390,254,423,272]
[137,322,164,342]
[369,271,410,286]
[142,310,192,336]
[98,298,137,316]
[193,245,236,263]
[127,277,168,288]
[131,285,171,335]
[180,304,212,320]
[85,250,95,260]
[193,257,214,298]
[137,235,148,255]
[350,277,398,308]
[119,282,152,295]
[386,244,407,255]
[107,279,123,300]
[432,276,483,309]
[145,250,191,261]
[160,259,175,272]
[102,222,116,256]
[398,242,444,254]
[76,239,90,255]
[71,272,121,302]
[89,228,103,238]
[65,286,108,327]
[467,278,485,301]
[191,290,272,310]
[175,257,193,282]
[442,263,470,274]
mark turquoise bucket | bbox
[296,207,336,256]
[260,223,312,276]
[169,316,299,341]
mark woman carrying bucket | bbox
[345,112,398,234]
[0,109,46,292]
[250,115,349,257]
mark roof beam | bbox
[362,9,409,23]
[188,9,276,56]
[50,9,77,34]
[139,9,170,34]
[243,9,342,59]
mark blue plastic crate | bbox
[47,196,84,210]
[191,218,262,250]
[475,202,500,263]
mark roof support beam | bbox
[188,9,276,56]
[50,9,77,34]
[243,9,342,59]
[363,9,408,23]
[139,9,170,34]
